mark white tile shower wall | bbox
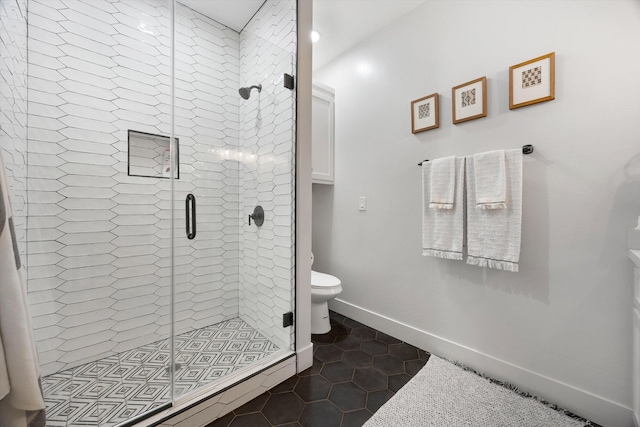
[238,0,297,349]
[0,0,28,271]
[27,0,241,376]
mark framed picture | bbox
[411,93,439,133]
[509,52,555,109]
[452,76,487,124]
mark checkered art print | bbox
[522,66,542,88]
[419,103,430,119]
[509,52,555,109]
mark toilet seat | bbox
[311,270,341,288]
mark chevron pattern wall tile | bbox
[27,0,241,376]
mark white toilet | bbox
[311,253,342,334]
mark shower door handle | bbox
[185,194,196,240]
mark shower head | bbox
[239,84,262,100]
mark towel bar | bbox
[418,145,534,166]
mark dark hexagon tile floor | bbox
[206,311,430,427]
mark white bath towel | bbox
[422,157,465,260]
[0,152,46,427]
[466,149,523,272]
[429,156,456,210]
[473,150,507,210]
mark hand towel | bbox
[466,149,523,272]
[422,157,465,260]
[0,152,46,427]
[473,150,507,210]
[429,156,456,209]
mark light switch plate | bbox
[359,197,366,211]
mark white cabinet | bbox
[312,82,335,185]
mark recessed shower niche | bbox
[128,130,180,179]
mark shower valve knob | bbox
[249,205,264,227]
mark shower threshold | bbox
[42,318,280,427]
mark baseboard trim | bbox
[330,298,633,427]
[296,343,313,373]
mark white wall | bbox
[313,1,640,425]
[295,0,313,373]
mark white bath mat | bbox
[364,356,590,427]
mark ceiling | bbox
[181,0,426,70]
[180,0,265,32]
[312,0,426,70]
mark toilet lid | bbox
[311,270,341,288]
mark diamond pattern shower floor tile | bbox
[43,318,280,427]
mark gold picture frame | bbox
[509,52,555,109]
[411,93,439,133]
[452,76,487,124]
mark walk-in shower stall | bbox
[0,0,297,424]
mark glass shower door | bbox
[170,0,297,399]
[29,0,176,424]
[167,2,242,399]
